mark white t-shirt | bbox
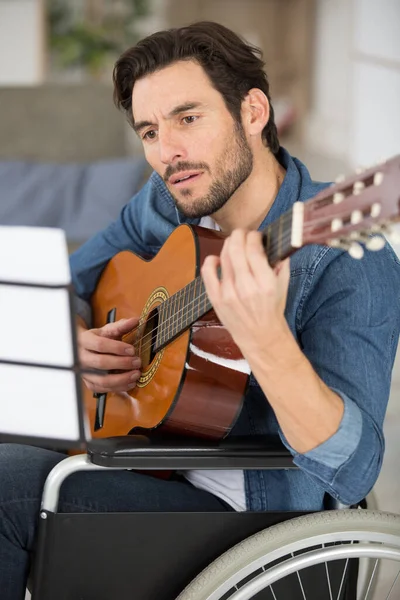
[180,216,247,512]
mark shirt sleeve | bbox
[280,244,400,505]
[69,172,177,304]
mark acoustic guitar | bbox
[84,156,400,442]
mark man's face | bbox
[131,60,253,218]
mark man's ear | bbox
[242,88,270,136]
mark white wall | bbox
[307,0,400,168]
[351,0,400,167]
[0,0,44,85]
[306,0,352,161]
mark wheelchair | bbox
[29,433,400,600]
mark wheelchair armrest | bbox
[87,434,296,470]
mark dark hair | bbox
[113,21,280,155]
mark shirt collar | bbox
[257,147,303,231]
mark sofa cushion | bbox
[0,157,147,242]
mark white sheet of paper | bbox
[0,364,81,440]
[0,226,70,285]
[0,285,74,366]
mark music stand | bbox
[0,226,88,450]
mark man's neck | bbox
[212,149,286,234]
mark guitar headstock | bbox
[302,155,400,258]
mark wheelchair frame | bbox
[30,434,380,600]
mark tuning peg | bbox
[370,202,382,218]
[374,172,384,186]
[366,235,386,251]
[348,242,365,259]
[353,181,365,195]
[331,218,343,232]
[333,192,345,204]
[335,174,345,184]
[348,231,386,251]
[351,210,363,224]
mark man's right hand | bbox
[77,317,142,393]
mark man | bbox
[0,21,399,599]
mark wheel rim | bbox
[203,529,400,599]
[177,511,400,600]
[226,544,400,600]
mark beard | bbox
[164,121,253,219]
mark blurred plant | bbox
[47,0,150,75]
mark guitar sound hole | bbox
[139,308,159,367]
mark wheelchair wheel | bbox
[177,510,400,600]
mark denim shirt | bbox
[70,148,400,511]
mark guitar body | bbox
[84,224,248,441]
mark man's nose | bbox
[158,129,187,165]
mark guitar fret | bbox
[187,280,193,329]
[177,287,183,336]
[164,298,171,341]
[172,290,178,339]
[269,221,277,266]
[176,290,182,335]
[195,280,200,321]
[262,209,294,268]
[166,295,173,341]
[157,302,164,347]
[183,286,189,327]
[182,284,188,331]
[192,277,197,323]
[284,211,291,253]
[172,291,178,338]
[176,287,181,335]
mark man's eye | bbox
[143,130,157,140]
[183,115,197,124]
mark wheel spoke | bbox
[362,558,378,600]
[335,557,350,600]
[386,568,400,600]
[291,552,306,600]
[269,584,277,600]
[336,541,353,600]
[323,544,333,600]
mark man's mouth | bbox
[169,172,202,186]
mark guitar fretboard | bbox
[155,276,210,350]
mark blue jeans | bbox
[0,443,232,600]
